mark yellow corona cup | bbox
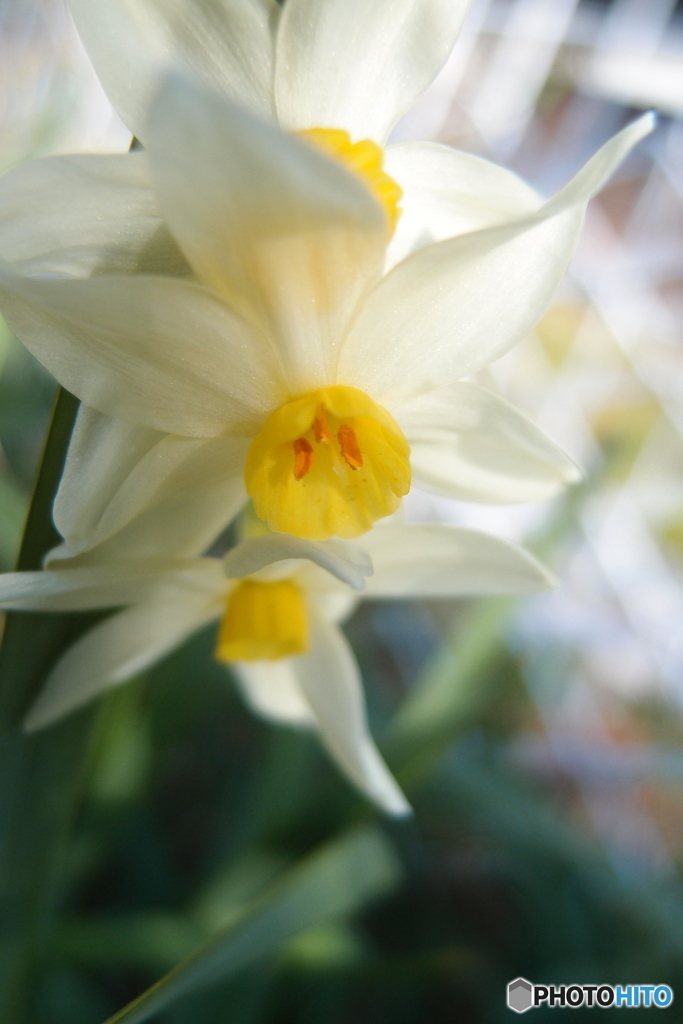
[245,387,411,540]
[217,579,308,661]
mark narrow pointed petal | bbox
[147,77,388,394]
[360,524,556,597]
[294,607,411,816]
[224,536,372,591]
[0,268,277,436]
[24,586,218,731]
[385,141,540,269]
[47,466,242,564]
[545,112,656,211]
[276,0,469,144]
[0,559,212,611]
[51,411,248,562]
[0,152,187,278]
[68,0,278,141]
[232,660,315,725]
[340,114,655,401]
[51,407,163,552]
[397,383,580,503]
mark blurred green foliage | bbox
[6,612,683,1024]
[0,322,56,570]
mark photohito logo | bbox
[507,978,674,1012]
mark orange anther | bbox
[338,425,363,470]
[313,405,331,444]
[293,438,313,480]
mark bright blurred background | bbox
[1,0,683,1021]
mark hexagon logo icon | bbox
[507,978,533,1013]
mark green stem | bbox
[0,388,101,1023]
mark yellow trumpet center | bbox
[244,386,411,541]
[295,128,402,234]
[216,580,308,662]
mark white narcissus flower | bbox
[0,77,652,559]
[64,0,650,272]
[0,0,559,564]
[66,0,469,146]
[0,523,554,814]
[65,0,486,268]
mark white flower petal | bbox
[232,660,315,725]
[51,416,248,561]
[359,524,555,597]
[0,268,277,436]
[308,588,359,626]
[147,77,388,394]
[68,0,278,140]
[24,583,218,731]
[545,112,656,211]
[52,407,163,553]
[0,558,212,611]
[0,152,187,278]
[294,606,410,816]
[73,449,246,564]
[385,141,541,269]
[48,471,242,564]
[224,536,372,591]
[341,210,581,400]
[275,0,469,144]
[340,114,654,401]
[398,382,580,503]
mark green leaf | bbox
[0,472,28,570]
[387,486,589,785]
[101,825,401,1024]
[54,913,208,972]
[388,596,514,770]
[0,388,103,1024]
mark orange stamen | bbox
[293,438,313,480]
[338,425,363,470]
[313,405,331,444]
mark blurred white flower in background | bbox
[0,0,129,165]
